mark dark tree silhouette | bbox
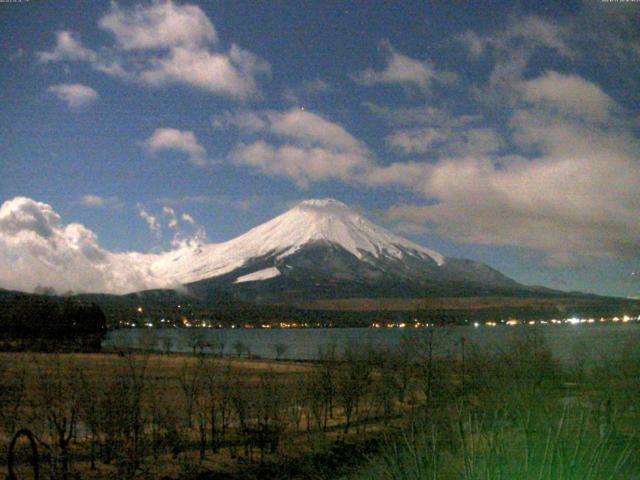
[0,293,107,351]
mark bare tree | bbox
[178,359,203,430]
[240,370,287,463]
[0,355,28,441]
[233,340,248,358]
[272,342,288,361]
[90,352,150,477]
[74,366,104,470]
[370,345,401,421]
[317,343,337,429]
[287,374,307,433]
[210,330,227,357]
[30,356,80,480]
[306,370,328,431]
[405,327,443,405]
[199,357,234,454]
[395,335,415,403]
[335,344,373,434]
[121,352,150,476]
[184,328,208,355]
[160,335,174,355]
[139,329,160,352]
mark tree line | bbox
[0,292,107,351]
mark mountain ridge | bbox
[144,198,446,286]
[0,199,597,306]
[145,198,525,302]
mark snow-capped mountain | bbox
[140,199,521,302]
[148,199,444,283]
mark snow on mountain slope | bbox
[146,199,445,285]
[234,267,281,284]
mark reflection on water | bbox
[104,323,640,365]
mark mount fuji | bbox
[138,199,523,304]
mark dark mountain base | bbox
[4,279,638,329]
[70,290,640,328]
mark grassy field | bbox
[349,334,640,480]
[0,348,408,479]
[0,327,638,479]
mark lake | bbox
[104,322,640,366]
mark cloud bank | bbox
[0,197,215,294]
[368,51,640,264]
[0,197,168,294]
[37,0,270,99]
[220,108,373,187]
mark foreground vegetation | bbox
[351,333,640,480]
[0,327,638,479]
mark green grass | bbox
[350,332,640,480]
[355,406,638,479]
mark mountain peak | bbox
[296,198,348,209]
[149,199,445,285]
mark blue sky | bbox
[1,0,639,296]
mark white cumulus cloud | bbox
[267,109,367,154]
[228,108,373,187]
[48,83,99,108]
[99,0,218,50]
[232,140,370,188]
[79,195,107,207]
[140,44,269,99]
[0,197,168,294]
[377,75,640,264]
[144,128,208,166]
[212,110,268,133]
[520,70,615,123]
[137,203,161,237]
[37,1,269,100]
[37,31,97,63]
[354,41,456,93]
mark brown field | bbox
[0,349,414,479]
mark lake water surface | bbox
[104,323,640,366]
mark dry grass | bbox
[0,350,393,479]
